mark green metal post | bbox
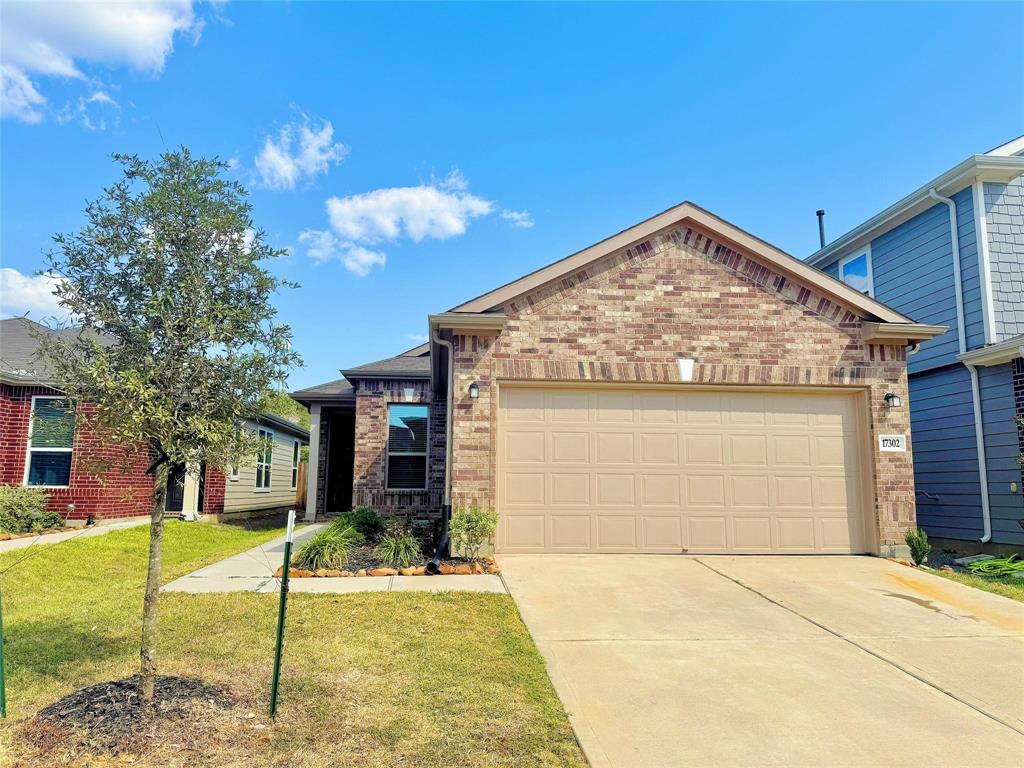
[269,510,295,719]
[0,586,7,718]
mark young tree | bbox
[38,150,300,702]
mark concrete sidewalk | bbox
[0,518,149,554]
[162,524,506,594]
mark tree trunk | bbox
[139,461,169,703]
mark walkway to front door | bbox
[499,555,1024,768]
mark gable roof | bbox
[450,201,913,324]
[341,350,431,380]
[0,317,106,385]
[806,147,1024,269]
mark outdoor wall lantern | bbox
[883,392,902,408]
[468,382,480,399]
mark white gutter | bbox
[929,188,992,544]
[431,331,454,507]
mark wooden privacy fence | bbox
[295,462,307,509]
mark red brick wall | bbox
[203,465,226,515]
[445,221,917,553]
[351,378,445,520]
[0,384,155,521]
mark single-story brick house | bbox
[292,202,947,557]
[0,318,308,524]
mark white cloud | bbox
[0,65,46,124]
[254,116,348,191]
[407,333,428,343]
[501,208,534,228]
[56,90,121,130]
[1,1,202,125]
[325,171,494,243]
[298,229,386,277]
[0,269,69,320]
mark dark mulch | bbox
[24,675,237,755]
[340,544,474,572]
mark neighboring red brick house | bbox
[294,202,947,557]
[1,318,308,524]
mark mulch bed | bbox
[23,675,238,756]
[341,545,477,573]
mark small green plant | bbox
[292,525,364,570]
[904,528,932,566]
[373,523,422,568]
[336,506,385,541]
[450,506,498,562]
[0,486,63,533]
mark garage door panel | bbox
[597,515,637,549]
[639,432,679,464]
[551,431,589,463]
[595,474,635,505]
[551,472,590,505]
[595,432,635,463]
[550,515,591,549]
[733,517,773,550]
[641,474,681,506]
[498,387,866,554]
[640,515,683,549]
[728,434,768,465]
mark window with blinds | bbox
[25,397,75,487]
[255,428,273,490]
[386,404,428,490]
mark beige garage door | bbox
[497,386,867,554]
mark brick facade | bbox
[0,384,155,521]
[442,221,917,552]
[351,378,446,520]
[202,465,227,516]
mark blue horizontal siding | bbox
[871,186,980,375]
[910,362,1024,546]
[822,262,839,279]
[909,365,984,540]
[980,363,1024,545]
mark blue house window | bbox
[839,248,873,297]
[387,404,428,490]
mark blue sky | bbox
[2,2,1022,390]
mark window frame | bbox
[838,246,874,297]
[290,439,300,490]
[385,403,429,491]
[254,427,274,492]
[23,395,75,489]
[229,464,240,482]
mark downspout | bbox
[929,188,992,543]
[426,331,455,573]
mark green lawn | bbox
[0,522,585,767]
[933,568,1024,603]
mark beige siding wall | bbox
[223,424,303,513]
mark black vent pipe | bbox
[816,209,826,248]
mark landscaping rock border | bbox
[276,556,500,578]
[0,525,70,541]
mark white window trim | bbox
[229,464,240,482]
[23,395,74,489]
[255,427,274,492]
[838,245,874,297]
[385,404,429,492]
[290,439,300,490]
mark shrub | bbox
[0,486,63,533]
[335,506,385,541]
[904,528,932,566]
[373,523,422,568]
[292,525,364,570]
[450,506,498,562]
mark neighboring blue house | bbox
[807,136,1024,550]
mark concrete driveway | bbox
[500,555,1024,768]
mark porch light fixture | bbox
[468,382,480,399]
[883,392,902,408]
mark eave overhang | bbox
[957,334,1024,367]
[861,322,949,345]
[807,155,1024,268]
